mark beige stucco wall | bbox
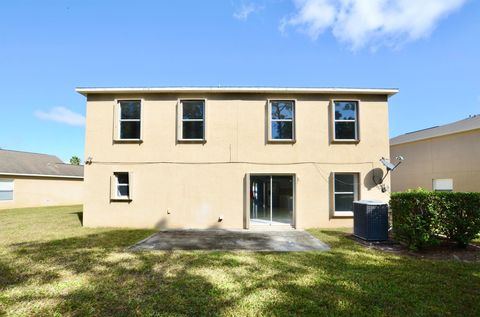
[390,129,480,192]
[0,176,83,209]
[83,93,392,229]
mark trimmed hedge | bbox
[390,189,480,250]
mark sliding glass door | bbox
[250,175,294,226]
[250,176,270,223]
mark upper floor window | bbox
[334,101,358,141]
[269,100,295,141]
[179,100,205,141]
[119,100,141,140]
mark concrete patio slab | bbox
[128,229,330,252]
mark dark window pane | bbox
[182,121,204,139]
[272,121,293,139]
[335,193,354,211]
[271,101,293,119]
[335,122,356,139]
[182,101,204,119]
[117,185,129,197]
[116,173,129,184]
[335,174,354,192]
[250,176,271,222]
[335,101,357,120]
[120,101,141,119]
[271,176,294,224]
[120,121,141,139]
[0,191,13,200]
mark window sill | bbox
[110,197,132,202]
[333,211,353,217]
[177,139,207,144]
[331,139,359,144]
[113,139,143,144]
[267,139,296,144]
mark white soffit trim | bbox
[76,87,399,97]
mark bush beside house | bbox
[390,190,480,250]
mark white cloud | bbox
[35,107,85,126]
[233,2,264,21]
[282,0,468,49]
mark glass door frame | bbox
[245,173,296,229]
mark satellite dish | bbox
[374,156,405,186]
[380,158,396,171]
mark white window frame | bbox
[114,172,130,200]
[268,99,295,142]
[0,178,14,202]
[333,172,359,217]
[332,100,359,142]
[433,178,453,192]
[117,100,142,141]
[178,99,206,142]
[245,173,297,229]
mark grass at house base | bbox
[1,206,479,316]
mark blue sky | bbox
[0,0,478,162]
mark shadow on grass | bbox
[73,212,83,226]
[3,230,480,316]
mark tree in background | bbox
[70,156,81,165]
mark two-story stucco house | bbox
[77,87,397,229]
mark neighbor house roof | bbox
[0,149,83,179]
[390,115,480,146]
[76,86,398,97]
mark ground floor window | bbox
[333,173,359,215]
[433,178,453,192]
[111,172,131,200]
[0,179,14,201]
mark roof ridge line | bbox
[0,148,60,158]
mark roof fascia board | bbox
[0,172,84,179]
[76,87,398,97]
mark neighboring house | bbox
[390,115,480,192]
[77,87,397,229]
[0,149,84,209]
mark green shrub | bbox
[390,189,480,250]
[390,189,440,250]
[437,192,480,247]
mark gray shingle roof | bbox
[0,149,83,178]
[390,115,480,146]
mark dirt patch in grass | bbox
[348,234,480,262]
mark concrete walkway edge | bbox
[128,229,331,252]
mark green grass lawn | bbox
[0,206,479,317]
